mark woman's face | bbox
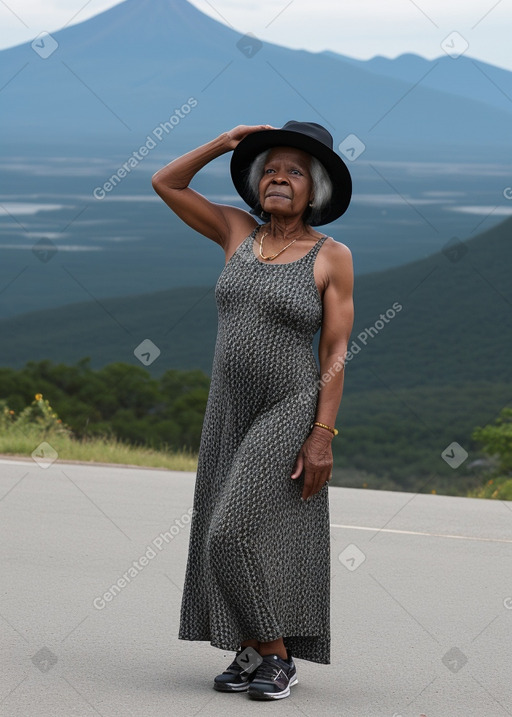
[258,147,314,221]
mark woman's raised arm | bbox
[151,125,274,246]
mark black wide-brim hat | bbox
[230,120,352,226]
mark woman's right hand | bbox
[223,124,276,151]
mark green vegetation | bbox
[0,359,510,498]
[468,407,512,500]
[1,217,511,492]
[333,381,510,496]
[0,358,208,450]
[0,424,197,470]
[0,358,208,468]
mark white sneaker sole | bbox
[248,674,298,700]
[213,678,252,692]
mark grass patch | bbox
[0,428,198,471]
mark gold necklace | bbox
[259,229,299,261]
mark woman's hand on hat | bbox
[224,124,276,150]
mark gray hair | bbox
[245,148,333,224]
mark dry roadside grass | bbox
[0,431,198,471]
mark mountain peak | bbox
[43,0,239,51]
[1,0,509,150]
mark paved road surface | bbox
[1,457,511,717]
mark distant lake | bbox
[0,154,509,319]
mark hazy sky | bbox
[1,0,510,70]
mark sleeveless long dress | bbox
[178,226,331,665]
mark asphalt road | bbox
[1,456,511,717]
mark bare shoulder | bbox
[323,236,352,260]
[222,210,259,261]
[317,236,353,290]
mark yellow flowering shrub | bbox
[0,394,72,438]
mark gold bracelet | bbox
[313,421,339,436]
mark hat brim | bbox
[229,128,352,226]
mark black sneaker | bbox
[247,649,298,700]
[213,646,262,692]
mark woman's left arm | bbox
[291,242,354,499]
[314,241,354,428]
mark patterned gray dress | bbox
[178,226,331,665]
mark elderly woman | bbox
[151,121,354,701]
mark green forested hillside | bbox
[346,216,512,391]
[1,217,511,494]
[2,216,511,385]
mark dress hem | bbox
[177,633,331,665]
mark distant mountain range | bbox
[0,0,510,158]
[324,51,512,113]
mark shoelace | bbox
[228,649,255,674]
